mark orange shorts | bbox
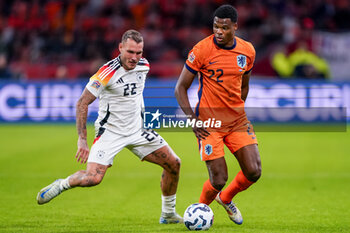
[198,122,258,161]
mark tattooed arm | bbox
[75,88,96,164]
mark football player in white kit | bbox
[37,30,182,224]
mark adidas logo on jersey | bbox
[116,78,124,84]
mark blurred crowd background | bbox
[1,0,350,80]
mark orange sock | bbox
[220,170,254,204]
[199,179,220,205]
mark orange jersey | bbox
[185,34,255,131]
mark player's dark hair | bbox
[214,5,238,23]
[122,29,143,43]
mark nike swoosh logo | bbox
[40,187,52,198]
[209,61,218,64]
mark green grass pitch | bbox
[0,124,349,233]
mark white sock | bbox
[162,194,176,214]
[59,176,71,191]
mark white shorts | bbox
[88,128,168,166]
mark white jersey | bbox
[86,56,150,136]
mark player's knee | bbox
[211,180,226,191]
[246,167,261,182]
[211,176,227,191]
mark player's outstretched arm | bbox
[175,66,210,139]
[75,88,96,164]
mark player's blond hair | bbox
[122,30,143,43]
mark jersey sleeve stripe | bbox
[185,63,198,75]
[98,66,112,79]
[195,73,204,117]
[99,64,114,78]
[97,63,121,83]
[100,63,120,81]
[100,68,118,82]
[99,61,120,79]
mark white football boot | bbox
[159,212,183,224]
[37,179,64,205]
[215,192,243,224]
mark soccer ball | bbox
[183,203,214,231]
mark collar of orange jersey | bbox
[213,36,236,50]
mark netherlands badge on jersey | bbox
[188,51,195,63]
[237,55,247,69]
[204,144,213,155]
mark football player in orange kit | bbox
[175,5,261,225]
